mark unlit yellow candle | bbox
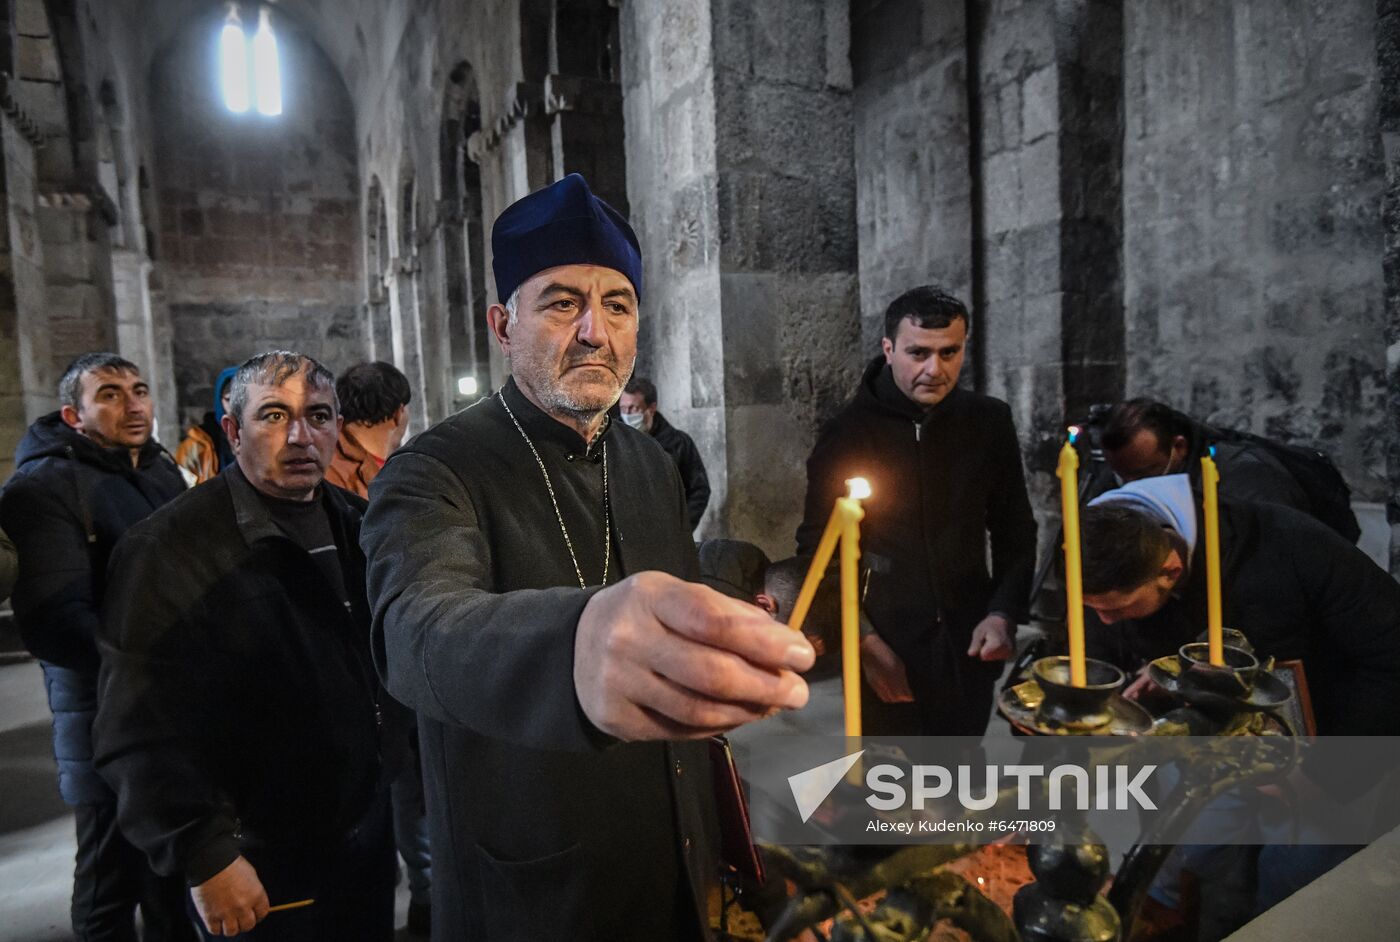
[1057,430,1087,687]
[788,508,842,638]
[1201,450,1224,666]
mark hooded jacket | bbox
[0,413,187,803]
[797,356,1037,732]
[175,366,238,484]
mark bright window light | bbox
[457,376,479,397]
[220,5,282,117]
[220,15,250,113]
[253,8,282,117]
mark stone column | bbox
[1378,0,1400,575]
[0,109,52,477]
[974,0,1125,510]
[623,0,860,553]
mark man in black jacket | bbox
[95,352,395,940]
[798,286,1037,736]
[1080,493,1400,738]
[361,174,813,941]
[1098,397,1360,541]
[0,352,191,941]
[1079,490,1400,919]
[620,376,711,530]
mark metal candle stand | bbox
[998,644,1299,942]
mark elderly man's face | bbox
[223,370,341,501]
[495,264,639,423]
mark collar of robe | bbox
[499,376,613,461]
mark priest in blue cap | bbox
[360,174,815,940]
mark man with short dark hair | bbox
[620,376,710,530]
[329,359,431,935]
[95,351,396,940]
[361,174,813,940]
[1100,398,1359,539]
[798,285,1037,736]
[327,361,413,499]
[0,352,192,941]
[1079,488,1400,736]
[1079,482,1400,919]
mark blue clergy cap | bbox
[491,173,643,303]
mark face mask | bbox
[621,413,646,430]
[1112,452,1179,488]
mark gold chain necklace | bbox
[499,391,610,589]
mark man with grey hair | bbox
[0,352,191,940]
[362,174,814,939]
[95,351,397,940]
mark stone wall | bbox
[0,115,48,479]
[621,0,726,531]
[149,11,363,423]
[1123,0,1387,504]
[1379,0,1400,570]
[851,0,973,351]
[625,0,861,554]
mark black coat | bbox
[1086,499,1400,741]
[649,411,711,529]
[0,414,186,804]
[94,466,386,884]
[797,357,1038,734]
[360,379,717,942]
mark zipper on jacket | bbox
[913,420,922,443]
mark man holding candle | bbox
[797,285,1037,737]
[360,174,814,940]
[94,352,398,939]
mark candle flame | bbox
[1068,425,1081,445]
[846,477,872,500]
[1209,444,1217,458]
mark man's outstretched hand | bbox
[575,571,815,740]
[192,855,269,937]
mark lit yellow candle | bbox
[1058,428,1087,687]
[838,479,869,739]
[1201,448,1224,666]
[789,478,869,740]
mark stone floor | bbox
[0,660,418,941]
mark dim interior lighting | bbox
[220,7,250,114]
[253,7,283,116]
[846,477,872,500]
[457,375,479,397]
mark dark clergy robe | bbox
[360,377,717,942]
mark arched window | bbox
[220,5,282,116]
